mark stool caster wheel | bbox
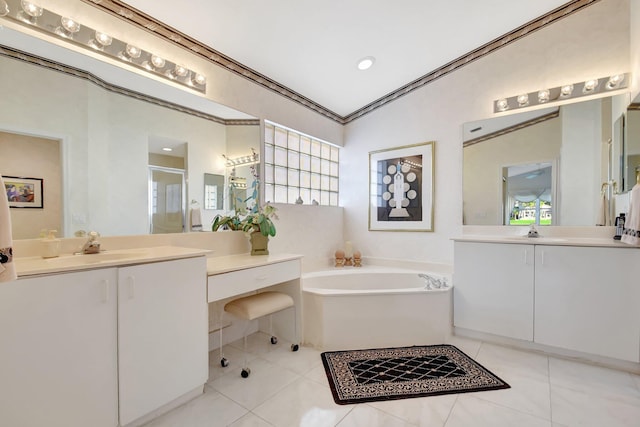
[241,368,251,378]
[270,336,278,345]
[291,344,299,352]
[220,358,229,368]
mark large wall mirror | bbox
[0,28,260,239]
[463,93,631,227]
[625,100,640,192]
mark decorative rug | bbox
[321,344,510,405]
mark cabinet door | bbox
[534,245,640,362]
[118,257,208,425]
[454,242,534,340]
[0,269,118,427]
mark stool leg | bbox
[240,319,251,378]
[291,305,299,352]
[219,310,228,367]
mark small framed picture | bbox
[369,142,434,231]
[4,176,44,209]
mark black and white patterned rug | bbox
[321,344,510,405]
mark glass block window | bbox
[264,121,339,206]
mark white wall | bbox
[341,0,630,264]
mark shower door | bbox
[149,166,186,234]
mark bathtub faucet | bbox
[419,273,448,290]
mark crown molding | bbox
[0,45,259,126]
[82,0,599,125]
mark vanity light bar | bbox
[494,73,629,113]
[224,153,259,167]
[0,0,206,93]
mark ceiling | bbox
[121,0,572,117]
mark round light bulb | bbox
[95,31,112,47]
[125,44,141,59]
[606,74,625,89]
[0,0,10,17]
[517,94,529,107]
[560,84,574,97]
[61,17,81,33]
[174,65,188,77]
[496,98,509,112]
[538,89,550,103]
[151,55,165,68]
[21,1,42,17]
[193,73,206,85]
[583,79,599,93]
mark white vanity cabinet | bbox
[453,241,534,341]
[0,268,119,427]
[534,245,640,362]
[118,257,208,425]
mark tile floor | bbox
[144,333,640,427]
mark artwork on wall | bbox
[4,176,43,209]
[369,142,434,231]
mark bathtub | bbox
[302,267,452,351]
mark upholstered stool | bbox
[219,291,299,378]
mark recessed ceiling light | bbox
[357,56,375,71]
[162,147,173,152]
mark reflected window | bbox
[263,121,339,206]
[504,163,553,226]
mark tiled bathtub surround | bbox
[145,332,640,427]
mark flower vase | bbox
[250,231,269,256]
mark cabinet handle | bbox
[540,250,545,266]
[101,280,109,303]
[523,249,528,265]
[128,276,135,300]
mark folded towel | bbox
[190,207,203,231]
[621,184,640,245]
[596,191,610,226]
[0,175,17,282]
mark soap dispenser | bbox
[42,229,61,259]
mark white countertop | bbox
[207,253,303,275]
[15,246,210,277]
[452,235,639,248]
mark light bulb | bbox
[560,84,574,97]
[517,94,529,107]
[538,89,550,103]
[192,73,206,85]
[151,55,165,68]
[583,78,599,93]
[125,44,141,59]
[0,0,9,17]
[357,57,375,70]
[61,17,80,33]
[173,65,188,77]
[95,31,112,46]
[606,74,625,89]
[496,98,509,112]
[21,1,42,17]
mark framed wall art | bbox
[4,176,44,208]
[369,141,434,231]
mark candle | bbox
[344,241,353,259]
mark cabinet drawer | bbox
[208,260,300,302]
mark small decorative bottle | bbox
[353,250,362,267]
[334,249,345,267]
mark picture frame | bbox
[369,141,434,231]
[4,176,44,209]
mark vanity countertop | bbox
[452,235,639,248]
[15,246,210,277]
[207,253,303,276]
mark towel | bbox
[0,174,17,282]
[621,184,640,245]
[596,191,610,226]
[190,207,203,231]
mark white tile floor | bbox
[144,333,640,427]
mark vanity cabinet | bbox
[0,268,119,427]
[454,239,640,363]
[534,245,640,362]
[453,241,534,341]
[118,257,208,425]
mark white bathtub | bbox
[302,267,452,351]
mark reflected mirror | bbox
[625,103,640,191]
[204,173,224,210]
[463,94,629,226]
[1,28,259,238]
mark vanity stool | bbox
[219,291,299,378]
